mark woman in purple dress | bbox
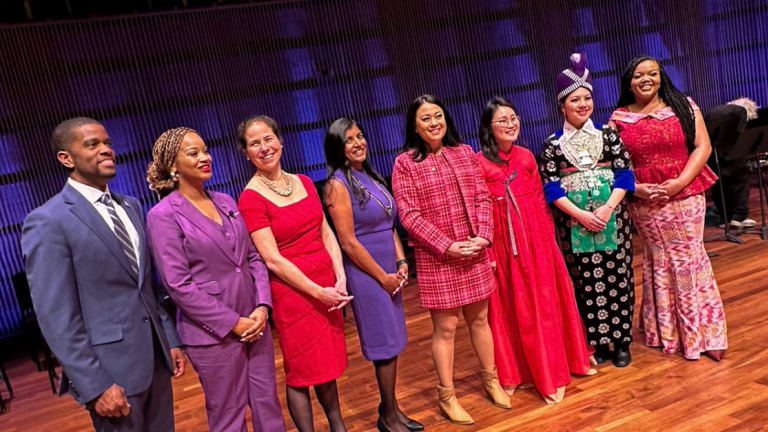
[324,118,422,432]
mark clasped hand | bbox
[577,209,607,232]
[233,307,268,343]
[316,276,354,312]
[380,266,408,296]
[636,179,684,202]
[447,237,489,258]
[577,205,613,233]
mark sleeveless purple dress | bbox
[333,169,408,361]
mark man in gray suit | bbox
[21,117,186,431]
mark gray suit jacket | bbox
[21,183,181,405]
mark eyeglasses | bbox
[492,116,521,128]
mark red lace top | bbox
[610,97,717,200]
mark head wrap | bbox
[556,53,593,101]
[146,127,197,197]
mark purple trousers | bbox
[186,327,285,432]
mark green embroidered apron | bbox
[559,165,618,253]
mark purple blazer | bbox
[147,190,272,347]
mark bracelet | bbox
[606,203,616,210]
[396,259,408,268]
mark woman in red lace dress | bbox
[476,97,595,405]
[610,56,727,362]
[237,116,352,431]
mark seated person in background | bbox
[705,97,760,228]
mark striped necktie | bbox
[98,194,139,277]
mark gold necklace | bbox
[257,171,293,197]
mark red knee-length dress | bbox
[239,175,347,387]
[477,147,592,396]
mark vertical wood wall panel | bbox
[0,0,766,337]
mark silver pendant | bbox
[578,149,593,166]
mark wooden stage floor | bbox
[1,199,768,432]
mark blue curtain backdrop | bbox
[0,0,766,337]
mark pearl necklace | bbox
[351,174,394,216]
[257,171,293,197]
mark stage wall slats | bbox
[0,0,766,337]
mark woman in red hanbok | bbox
[476,97,596,404]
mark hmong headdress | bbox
[556,53,593,101]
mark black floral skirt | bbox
[555,203,635,346]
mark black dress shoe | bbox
[612,343,632,368]
[379,403,425,431]
[403,418,425,431]
[377,417,393,432]
[593,344,611,364]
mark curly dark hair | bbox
[617,55,696,152]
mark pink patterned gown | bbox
[610,98,728,360]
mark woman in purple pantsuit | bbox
[324,118,423,432]
[146,127,285,432]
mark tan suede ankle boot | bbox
[482,368,512,409]
[437,385,474,425]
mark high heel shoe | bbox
[705,349,726,362]
[378,403,424,431]
[437,385,474,425]
[542,386,566,405]
[503,383,532,396]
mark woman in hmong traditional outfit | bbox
[610,55,726,362]
[539,53,636,368]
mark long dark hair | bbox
[404,94,462,162]
[479,96,519,166]
[324,117,387,206]
[617,55,696,151]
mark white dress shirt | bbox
[67,178,140,262]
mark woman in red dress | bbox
[391,95,510,425]
[237,116,352,432]
[476,97,596,405]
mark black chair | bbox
[705,106,747,246]
[11,272,58,394]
